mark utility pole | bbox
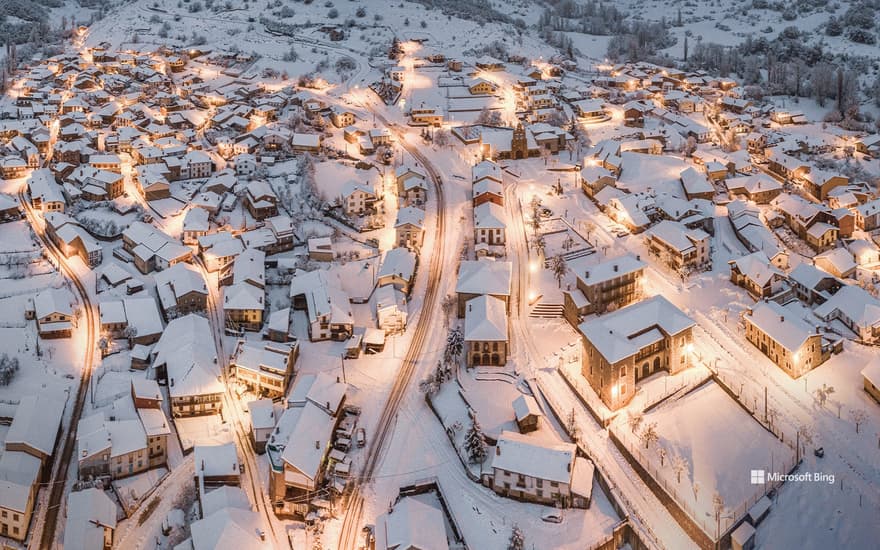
[340,353,347,383]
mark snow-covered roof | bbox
[455,260,512,296]
[571,254,645,287]
[382,497,449,550]
[6,393,66,457]
[861,356,880,388]
[201,486,251,518]
[33,287,73,319]
[395,206,425,228]
[152,314,222,398]
[247,399,277,431]
[0,451,41,513]
[271,401,335,481]
[377,247,416,282]
[473,201,505,230]
[286,372,348,416]
[814,285,880,330]
[194,443,239,478]
[232,247,265,287]
[815,248,856,275]
[288,269,353,326]
[491,430,575,484]
[472,160,502,183]
[512,394,542,422]
[746,300,818,352]
[62,489,117,550]
[646,220,708,254]
[578,295,695,363]
[729,251,782,287]
[464,294,507,342]
[190,506,264,550]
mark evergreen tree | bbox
[508,524,525,550]
[464,417,487,464]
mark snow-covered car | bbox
[541,510,563,523]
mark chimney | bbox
[613,264,618,272]
[200,460,204,471]
[584,270,590,279]
[315,440,320,449]
[780,316,784,323]
[495,445,501,456]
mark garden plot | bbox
[612,381,795,539]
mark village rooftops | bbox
[729,251,783,287]
[62,489,117,550]
[377,247,416,281]
[6,392,66,458]
[194,442,239,479]
[814,285,880,331]
[455,260,512,296]
[190,506,264,550]
[578,295,695,364]
[491,430,575,485]
[270,401,335,483]
[152,314,222,398]
[286,371,348,415]
[646,220,709,254]
[381,497,449,550]
[464,294,508,342]
[569,254,645,286]
[747,300,819,353]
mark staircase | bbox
[529,302,564,318]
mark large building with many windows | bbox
[579,295,695,410]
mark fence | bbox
[611,424,797,544]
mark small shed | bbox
[363,328,385,353]
[512,394,542,433]
[731,521,756,550]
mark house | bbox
[472,160,502,185]
[122,221,192,274]
[854,199,880,231]
[0,450,41,542]
[801,170,848,201]
[788,263,843,305]
[455,260,512,317]
[5,393,65,468]
[468,77,497,95]
[342,181,378,217]
[375,496,449,550]
[289,269,354,342]
[512,394,542,434]
[44,212,103,267]
[223,281,264,331]
[861,357,880,404]
[138,406,171,469]
[76,411,149,480]
[231,340,299,398]
[285,371,349,417]
[410,102,443,126]
[474,202,506,246]
[33,287,75,338]
[376,284,408,334]
[394,206,425,249]
[266,401,336,517]
[153,262,208,318]
[473,177,503,207]
[62,489,117,550]
[330,107,355,128]
[376,247,417,294]
[244,180,278,220]
[813,285,880,344]
[151,314,223,417]
[744,300,830,377]
[679,167,714,200]
[247,399,279,453]
[182,207,211,245]
[847,239,880,267]
[482,431,592,509]
[464,294,508,367]
[396,166,428,207]
[291,133,322,153]
[194,443,241,486]
[190,494,265,550]
[727,200,789,269]
[728,252,785,299]
[580,164,616,198]
[27,169,66,213]
[563,254,645,325]
[579,295,696,410]
[644,220,711,272]
[725,174,782,204]
[815,248,857,279]
[307,237,335,262]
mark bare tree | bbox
[550,254,568,288]
[671,453,689,483]
[627,411,644,434]
[641,422,659,449]
[813,384,835,408]
[850,408,867,434]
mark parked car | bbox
[356,427,366,448]
[814,447,824,458]
[541,510,563,523]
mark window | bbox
[620,366,626,378]
[621,384,627,395]
[536,479,543,488]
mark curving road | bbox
[18,188,99,550]
[337,113,449,550]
